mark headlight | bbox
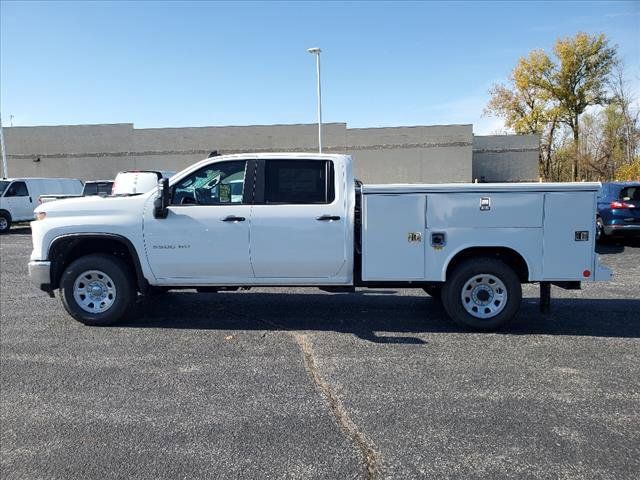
[35,212,47,221]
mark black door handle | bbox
[221,215,245,222]
[29,197,33,203]
[316,215,341,221]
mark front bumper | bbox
[28,261,53,294]
[604,224,640,235]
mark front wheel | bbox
[441,258,522,331]
[0,213,11,234]
[60,254,136,326]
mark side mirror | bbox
[153,178,170,219]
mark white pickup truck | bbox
[28,153,612,330]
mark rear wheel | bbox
[441,257,521,331]
[60,254,136,326]
[0,213,11,234]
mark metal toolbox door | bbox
[542,192,596,280]
[362,194,426,280]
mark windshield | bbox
[0,180,10,196]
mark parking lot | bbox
[1,227,639,479]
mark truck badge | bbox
[408,232,422,243]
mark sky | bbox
[0,1,638,134]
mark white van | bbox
[0,178,83,233]
[111,170,175,196]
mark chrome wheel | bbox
[73,270,117,314]
[460,273,508,319]
[0,217,8,231]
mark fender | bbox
[48,233,150,292]
[442,245,532,282]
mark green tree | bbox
[530,32,617,180]
[484,51,559,179]
[486,32,618,181]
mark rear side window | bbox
[4,181,29,197]
[265,160,335,204]
[620,186,640,202]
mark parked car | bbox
[111,170,175,196]
[29,153,612,330]
[39,180,115,204]
[0,177,83,233]
[596,181,640,242]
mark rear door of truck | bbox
[250,158,348,279]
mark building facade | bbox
[1,122,539,183]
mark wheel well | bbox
[446,247,529,282]
[49,235,147,291]
[0,209,11,221]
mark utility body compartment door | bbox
[362,194,425,280]
[542,192,596,280]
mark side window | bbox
[5,181,29,197]
[171,161,248,205]
[621,186,640,202]
[265,160,335,204]
[83,183,97,195]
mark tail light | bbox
[610,201,636,209]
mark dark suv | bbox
[596,182,640,241]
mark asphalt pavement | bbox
[1,227,639,479]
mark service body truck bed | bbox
[28,153,611,330]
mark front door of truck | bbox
[249,159,347,279]
[143,160,253,283]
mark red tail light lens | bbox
[610,201,635,209]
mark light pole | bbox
[0,115,8,178]
[307,47,322,153]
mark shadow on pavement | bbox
[6,226,31,235]
[121,292,640,341]
[597,237,640,253]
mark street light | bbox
[307,47,322,153]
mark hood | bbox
[34,193,151,217]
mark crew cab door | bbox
[250,159,347,279]
[2,181,33,221]
[143,160,253,283]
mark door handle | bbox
[29,197,33,203]
[316,215,341,221]
[221,215,245,222]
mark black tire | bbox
[423,285,443,299]
[441,257,522,331]
[60,254,136,326]
[0,212,11,234]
